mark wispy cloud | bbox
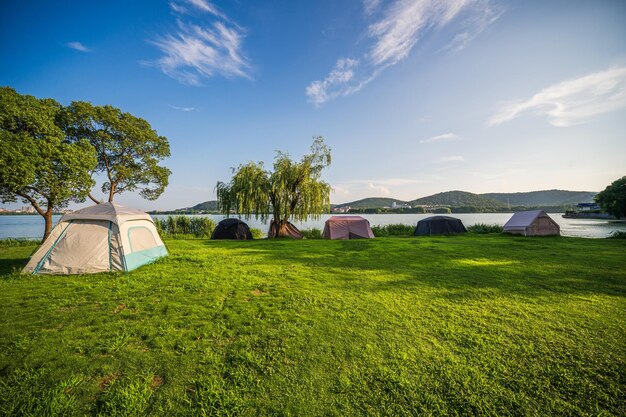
[306,58,363,106]
[488,65,626,127]
[419,132,460,144]
[444,0,503,52]
[66,41,91,52]
[307,0,502,106]
[147,0,249,85]
[437,155,464,162]
[363,0,382,15]
[170,105,197,112]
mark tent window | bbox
[128,226,157,253]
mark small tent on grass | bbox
[322,216,375,239]
[211,218,253,240]
[268,220,303,239]
[503,210,560,236]
[414,216,467,236]
[23,202,167,275]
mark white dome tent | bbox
[23,202,167,274]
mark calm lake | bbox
[2,213,625,239]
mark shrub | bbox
[154,216,215,238]
[250,228,265,239]
[371,224,414,237]
[301,228,322,239]
[432,207,451,214]
[0,238,38,248]
[607,231,626,239]
[467,223,503,234]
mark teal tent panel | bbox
[124,245,168,272]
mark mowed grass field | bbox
[0,235,625,416]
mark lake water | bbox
[2,213,625,240]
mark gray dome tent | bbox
[503,210,560,236]
[23,202,167,275]
[414,216,467,236]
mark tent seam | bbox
[33,221,72,274]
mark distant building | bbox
[576,203,601,211]
[391,201,411,209]
[332,206,351,213]
[21,205,35,213]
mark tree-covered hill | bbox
[334,197,410,209]
[410,191,504,209]
[481,190,597,207]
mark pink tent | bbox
[322,216,375,240]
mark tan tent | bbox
[503,210,560,236]
[322,216,375,239]
[23,203,167,274]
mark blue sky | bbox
[1,0,625,210]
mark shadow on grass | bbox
[200,236,626,298]
[0,257,28,276]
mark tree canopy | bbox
[595,176,626,219]
[216,137,331,237]
[63,102,171,203]
[0,87,97,241]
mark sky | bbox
[1,0,625,211]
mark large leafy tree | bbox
[63,102,171,203]
[216,137,331,238]
[595,176,626,219]
[0,87,97,242]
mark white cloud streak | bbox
[488,65,626,127]
[170,105,197,112]
[148,1,249,85]
[363,0,382,15]
[66,41,91,52]
[444,0,503,52]
[419,132,460,143]
[307,0,502,105]
[306,58,363,106]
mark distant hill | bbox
[334,197,409,209]
[178,200,219,211]
[481,190,596,207]
[410,191,504,209]
[180,190,597,213]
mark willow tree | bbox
[216,137,331,238]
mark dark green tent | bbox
[414,216,467,236]
[211,218,253,240]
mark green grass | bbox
[1,236,625,416]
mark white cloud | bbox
[66,41,91,52]
[149,1,249,85]
[444,0,503,52]
[186,0,221,16]
[488,65,626,127]
[307,0,502,105]
[170,105,197,112]
[363,0,382,15]
[437,155,464,162]
[368,182,391,195]
[306,58,364,106]
[419,132,460,143]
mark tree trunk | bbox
[108,183,116,202]
[42,210,53,243]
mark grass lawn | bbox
[0,235,625,416]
